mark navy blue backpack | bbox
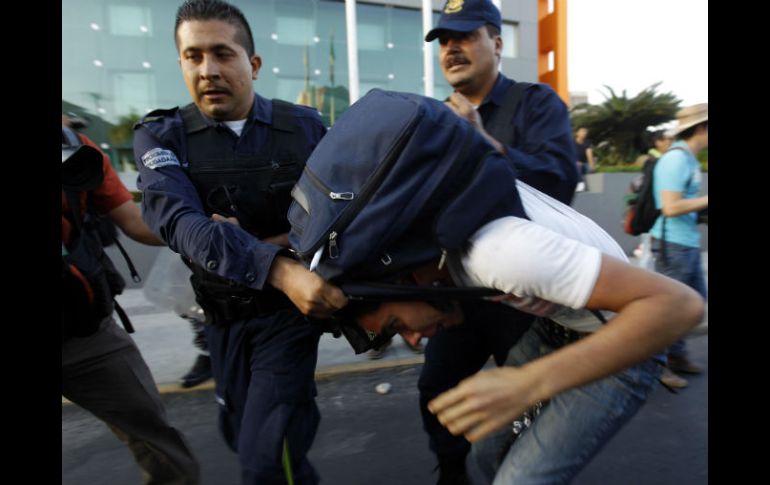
[287,88,527,284]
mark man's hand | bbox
[268,256,348,317]
[428,366,540,443]
[212,213,241,227]
[445,93,504,153]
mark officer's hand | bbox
[262,233,289,247]
[212,213,241,227]
[268,256,348,317]
[445,93,504,153]
[445,92,484,130]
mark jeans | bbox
[653,240,707,358]
[471,319,661,485]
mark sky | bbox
[567,0,708,107]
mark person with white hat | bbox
[650,103,709,389]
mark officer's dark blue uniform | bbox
[134,93,326,485]
[418,73,578,466]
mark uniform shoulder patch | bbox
[140,148,180,170]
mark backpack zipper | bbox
[298,106,423,260]
[303,167,355,200]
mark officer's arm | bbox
[501,85,578,204]
[133,125,286,290]
[108,200,165,246]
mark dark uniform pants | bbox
[418,301,534,460]
[205,309,322,485]
[62,317,200,484]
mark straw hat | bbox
[672,103,708,136]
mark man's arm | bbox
[445,85,578,204]
[656,150,708,217]
[108,200,164,246]
[585,146,595,171]
[134,122,345,316]
[429,254,702,442]
[661,191,708,217]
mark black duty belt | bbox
[538,317,590,346]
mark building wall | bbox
[63,0,538,169]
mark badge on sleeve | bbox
[141,148,180,169]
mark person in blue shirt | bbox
[651,103,708,389]
[133,1,347,483]
[421,1,578,482]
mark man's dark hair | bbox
[677,121,708,141]
[175,0,255,57]
[485,24,501,38]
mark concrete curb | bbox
[62,355,424,406]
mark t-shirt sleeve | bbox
[460,217,603,309]
[655,151,690,193]
[80,135,132,214]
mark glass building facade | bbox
[62,0,523,172]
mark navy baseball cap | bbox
[425,0,502,42]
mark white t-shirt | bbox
[448,181,628,332]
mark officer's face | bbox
[438,27,501,95]
[177,20,261,121]
[357,301,464,347]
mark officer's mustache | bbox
[444,55,470,69]
[200,84,231,95]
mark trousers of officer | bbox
[204,308,322,485]
[418,301,535,460]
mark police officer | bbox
[133,1,347,484]
[421,1,578,482]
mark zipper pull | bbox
[328,231,339,259]
[329,192,355,200]
[437,248,447,270]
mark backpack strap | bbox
[484,81,532,147]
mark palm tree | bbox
[571,83,681,166]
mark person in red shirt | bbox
[61,118,200,483]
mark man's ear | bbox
[251,54,262,80]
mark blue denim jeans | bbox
[653,240,707,358]
[470,319,661,485]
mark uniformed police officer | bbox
[133,1,347,484]
[420,1,578,483]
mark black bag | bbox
[61,126,136,340]
[623,155,660,236]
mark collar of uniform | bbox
[479,73,513,110]
[250,93,272,125]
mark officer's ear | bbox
[251,55,262,80]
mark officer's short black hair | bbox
[175,0,255,57]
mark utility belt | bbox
[187,261,295,327]
[537,317,590,347]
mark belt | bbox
[538,317,590,345]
